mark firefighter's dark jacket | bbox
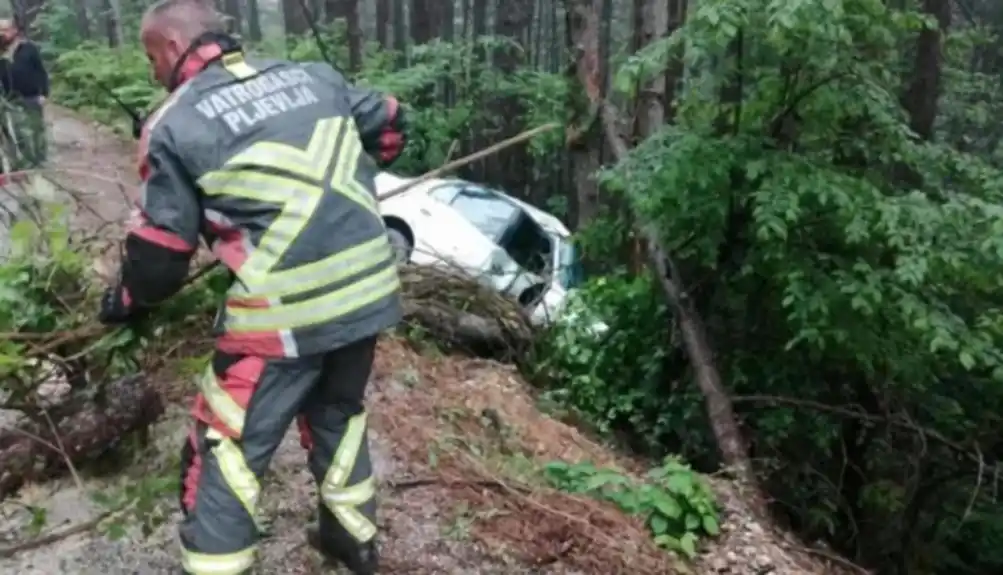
[121,44,407,357]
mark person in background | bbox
[0,18,48,169]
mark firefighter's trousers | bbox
[178,336,379,575]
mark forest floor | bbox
[0,106,868,574]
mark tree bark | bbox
[375,0,390,48]
[246,0,263,42]
[410,0,435,44]
[282,0,309,36]
[327,0,362,71]
[392,0,407,65]
[0,375,164,499]
[901,0,950,141]
[565,0,603,230]
[222,0,243,35]
[73,0,90,40]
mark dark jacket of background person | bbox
[0,39,48,101]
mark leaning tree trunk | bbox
[566,0,761,507]
[0,374,164,499]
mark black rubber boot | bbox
[306,524,379,574]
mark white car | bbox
[374,172,590,327]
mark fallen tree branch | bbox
[732,394,997,473]
[0,374,164,499]
[377,122,560,201]
[0,508,121,559]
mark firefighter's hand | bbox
[98,283,138,325]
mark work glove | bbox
[97,282,140,325]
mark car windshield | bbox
[556,240,584,289]
[431,182,556,276]
[431,183,521,243]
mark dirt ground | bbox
[0,107,870,574]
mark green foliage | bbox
[49,43,163,130]
[531,1,1003,573]
[534,273,699,451]
[544,457,720,558]
[46,31,570,173]
[0,201,221,540]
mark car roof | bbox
[374,172,571,237]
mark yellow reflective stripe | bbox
[326,411,367,486]
[330,128,380,216]
[318,412,376,542]
[323,475,375,506]
[200,365,246,436]
[334,505,378,542]
[221,53,257,80]
[241,235,392,299]
[201,170,393,299]
[199,171,322,286]
[211,434,261,521]
[225,264,400,332]
[206,428,267,533]
[224,117,342,181]
[180,546,255,575]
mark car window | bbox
[428,182,461,204]
[448,185,520,243]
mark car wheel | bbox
[386,226,413,264]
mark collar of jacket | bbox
[169,42,224,91]
[167,32,243,91]
[2,37,22,60]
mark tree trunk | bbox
[375,0,390,48]
[565,0,602,230]
[441,0,455,105]
[410,0,435,44]
[392,0,407,65]
[246,0,263,41]
[283,0,309,36]
[568,0,760,503]
[101,0,122,48]
[327,0,362,71]
[663,0,687,118]
[901,0,950,141]
[635,0,666,138]
[223,0,243,35]
[72,0,90,40]
[0,375,164,499]
[472,0,487,38]
[486,0,533,197]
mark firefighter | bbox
[96,1,407,573]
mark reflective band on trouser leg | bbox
[206,427,267,532]
[179,430,263,574]
[194,365,269,530]
[181,547,255,575]
[319,411,377,542]
[200,364,246,436]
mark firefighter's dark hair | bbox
[144,0,226,41]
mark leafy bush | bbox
[544,457,720,558]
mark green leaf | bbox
[959,350,976,370]
[650,513,669,535]
[653,494,683,519]
[679,532,698,558]
[702,514,721,536]
[685,513,700,531]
